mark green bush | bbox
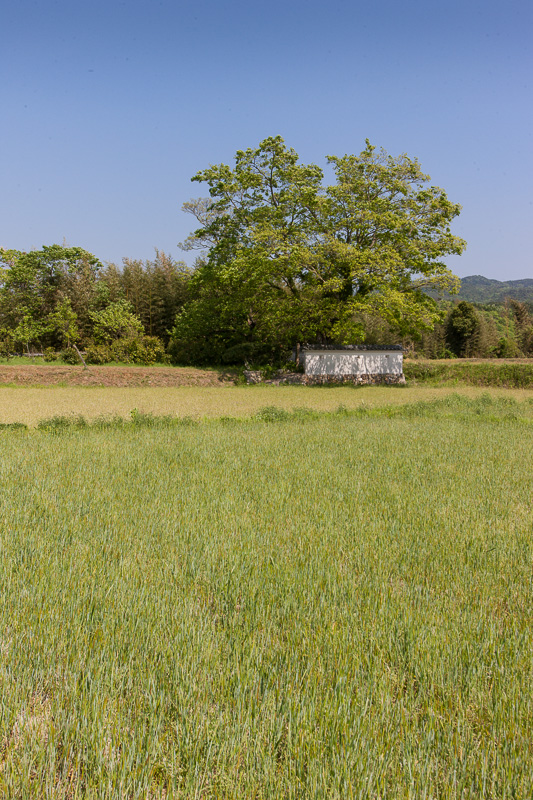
[138,336,168,365]
[109,339,135,364]
[85,344,113,365]
[114,336,167,365]
[254,406,291,422]
[43,347,58,362]
[85,336,167,366]
[60,347,80,365]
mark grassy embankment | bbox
[1,394,533,797]
[404,359,533,388]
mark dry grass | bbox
[1,384,533,425]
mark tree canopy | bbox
[173,136,466,363]
[0,246,190,359]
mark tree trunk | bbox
[73,343,89,370]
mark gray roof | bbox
[301,344,403,352]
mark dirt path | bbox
[0,365,239,387]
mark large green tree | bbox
[173,137,465,363]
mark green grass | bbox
[1,395,532,797]
[404,359,533,388]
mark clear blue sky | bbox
[2,0,531,280]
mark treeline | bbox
[1,245,533,365]
[0,246,191,364]
[413,300,533,359]
[3,139,531,367]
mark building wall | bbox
[303,350,403,376]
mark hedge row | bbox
[404,361,533,388]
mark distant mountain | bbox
[455,275,533,304]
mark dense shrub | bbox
[43,347,58,362]
[254,406,291,422]
[404,360,533,388]
[85,344,113,364]
[85,336,167,365]
[113,336,167,365]
[61,347,80,365]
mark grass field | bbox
[2,383,533,425]
[1,394,533,797]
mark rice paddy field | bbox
[1,392,533,797]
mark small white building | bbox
[301,345,404,383]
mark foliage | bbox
[111,335,167,365]
[0,245,102,348]
[172,136,465,364]
[445,301,483,356]
[12,311,46,354]
[0,246,189,362]
[412,299,533,359]
[88,299,144,343]
[0,327,15,359]
[404,360,533,387]
[60,346,81,365]
[107,250,192,343]
[494,335,522,358]
[509,299,533,354]
[47,298,79,347]
[85,335,167,365]
[43,347,57,362]
[83,344,113,364]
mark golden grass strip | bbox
[1,384,533,425]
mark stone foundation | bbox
[244,371,405,386]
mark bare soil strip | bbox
[0,365,238,387]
